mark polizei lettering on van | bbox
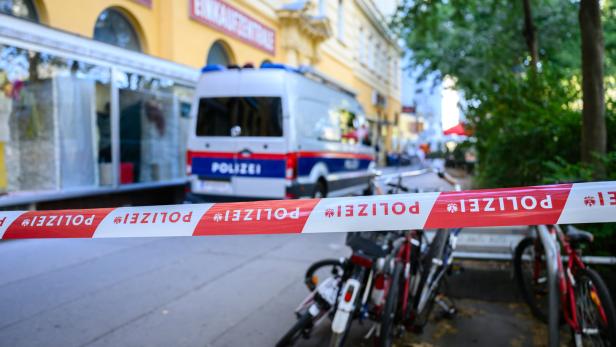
[20,214,96,227]
[446,195,553,213]
[213,207,300,222]
[211,162,262,175]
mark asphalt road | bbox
[0,233,353,347]
[0,169,548,347]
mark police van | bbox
[186,63,375,200]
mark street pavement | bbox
[0,169,548,347]
[0,233,352,347]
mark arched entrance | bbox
[93,8,142,52]
[0,0,39,21]
[206,40,234,66]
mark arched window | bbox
[0,0,38,21]
[93,8,141,52]
[337,0,344,41]
[206,40,233,66]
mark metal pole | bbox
[110,67,120,188]
[536,225,559,347]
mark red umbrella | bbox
[443,123,470,136]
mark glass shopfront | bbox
[0,42,195,198]
[115,71,193,184]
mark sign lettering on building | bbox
[190,0,276,55]
[131,0,152,7]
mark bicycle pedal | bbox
[435,297,457,317]
[363,323,378,339]
[300,327,312,339]
[394,325,406,338]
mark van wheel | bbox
[313,180,327,198]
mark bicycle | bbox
[513,225,616,346]
[375,169,460,334]
[329,230,400,347]
[328,168,461,347]
[276,259,345,347]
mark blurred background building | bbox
[0,0,402,208]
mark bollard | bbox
[536,225,560,347]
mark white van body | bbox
[186,64,375,200]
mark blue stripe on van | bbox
[297,157,372,176]
[191,157,286,178]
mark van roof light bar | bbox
[298,65,357,97]
[201,64,227,73]
[260,62,301,73]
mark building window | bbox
[93,8,142,52]
[318,0,325,16]
[374,43,380,72]
[0,0,38,21]
[367,35,373,69]
[337,0,344,41]
[357,27,362,62]
[207,40,233,66]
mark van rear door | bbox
[190,95,287,198]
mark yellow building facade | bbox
[29,0,402,153]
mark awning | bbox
[443,123,470,136]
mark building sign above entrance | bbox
[131,0,152,7]
[190,0,276,55]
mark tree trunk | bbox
[522,0,538,69]
[579,0,606,177]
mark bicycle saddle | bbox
[566,226,594,245]
[346,233,388,258]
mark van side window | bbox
[339,109,357,144]
[196,97,283,137]
[298,99,341,142]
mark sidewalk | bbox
[399,260,557,347]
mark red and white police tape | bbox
[1,181,615,240]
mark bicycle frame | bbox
[416,228,462,314]
[540,226,609,337]
[391,230,419,318]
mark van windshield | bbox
[196,97,283,137]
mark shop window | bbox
[206,41,232,66]
[93,8,142,52]
[0,0,38,21]
[0,44,111,193]
[176,85,194,175]
[115,71,185,184]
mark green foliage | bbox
[392,0,616,250]
[392,0,616,187]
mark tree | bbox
[522,0,538,70]
[579,0,606,177]
[392,0,585,187]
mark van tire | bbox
[313,179,327,198]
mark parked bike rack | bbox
[536,225,560,347]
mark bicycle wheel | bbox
[378,262,403,347]
[413,229,450,328]
[572,267,616,346]
[305,259,344,291]
[275,311,313,347]
[513,237,550,323]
